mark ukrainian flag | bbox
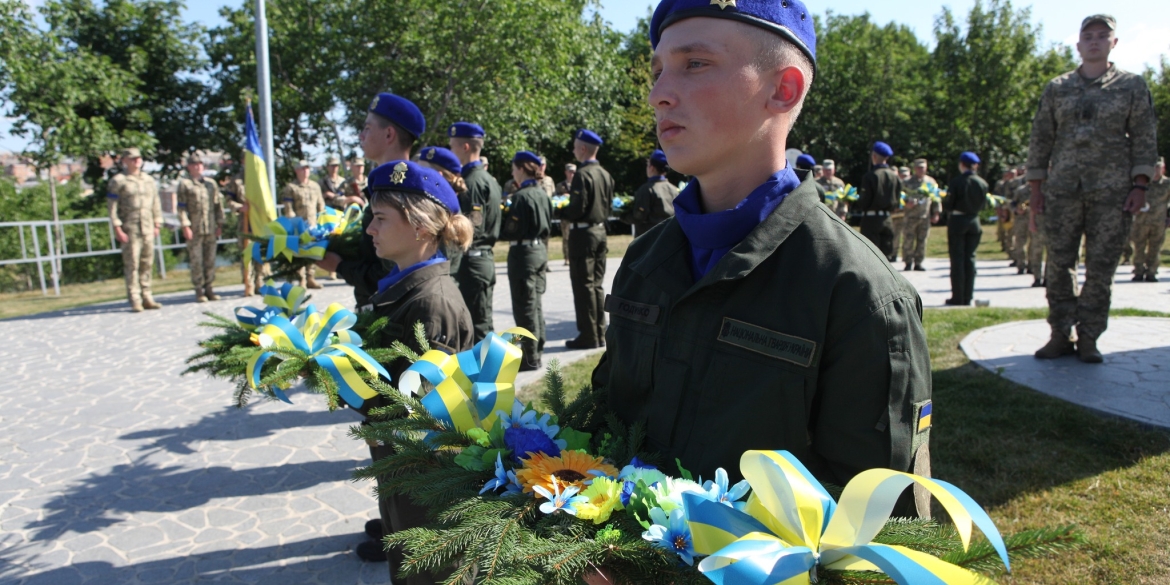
[244,105,277,234]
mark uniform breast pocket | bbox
[604,322,658,411]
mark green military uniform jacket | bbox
[628,177,678,237]
[177,176,224,235]
[902,176,940,220]
[108,172,161,234]
[564,161,614,225]
[592,175,932,486]
[319,174,347,208]
[1135,175,1170,227]
[945,173,989,216]
[281,180,324,225]
[857,166,903,213]
[461,164,502,248]
[500,184,553,242]
[360,261,475,416]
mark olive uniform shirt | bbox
[945,173,989,216]
[592,176,932,486]
[281,180,325,225]
[902,176,940,220]
[857,166,903,213]
[176,176,224,234]
[563,161,614,225]
[628,177,678,237]
[319,174,347,208]
[108,172,162,234]
[461,164,503,249]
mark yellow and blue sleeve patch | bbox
[917,400,932,433]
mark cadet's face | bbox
[914,166,926,178]
[295,166,310,182]
[123,156,142,173]
[367,202,415,262]
[1156,163,1165,180]
[565,170,575,183]
[649,19,768,177]
[187,163,203,177]
[359,113,388,162]
[824,167,834,178]
[1076,24,1116,62]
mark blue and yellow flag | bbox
[244,105,277,235]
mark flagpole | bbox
[254,0,277,208]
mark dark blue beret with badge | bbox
[418,146,463,176]
[649,149,668,166]
[959,151,981,165]
[369,159,460,215]
[795,153,816,169]
[575,129,603,146]
[650,0,817,74]
[368,93,426,139]
[448,122,485,138]
[873,141,894,157]
[512,150,542,167]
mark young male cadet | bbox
[448,121,503,340]
[857,141,904,260]
[317,92,425,307]
[943,152,989,306]
[563,129,615,349]
[592,0,933,499]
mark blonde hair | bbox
[418,161,468,194]
[370,190,474,254]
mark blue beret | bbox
[649,149,668,166]
[795,154,816,169]
[368,159,460,215]
[575,129,603,146]
[960,151,981,165]
[368,93,426,139]
[872,141,894,157]
[447,122,485,138]
[418,146,462,176]
[650,0,817,74]
[512,150,542,167]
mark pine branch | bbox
[943,524,1084,574]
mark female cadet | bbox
[358,159,475,583]
[416,146,470,276]
[500,151,553,372]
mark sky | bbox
[3,0,1167,156]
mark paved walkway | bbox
[0,261,615,585]
[960,318,1170,429]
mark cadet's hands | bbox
[154,226,160,238]
[182,226,193,240]
[115,227,129,244]
[1028,180,1044,214]
[1123,188,1146,214]
[316,252,342,272]
[931,213,940,225]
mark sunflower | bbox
[516,451,620,496]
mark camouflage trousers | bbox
[1028,213,1046,284]
[121,229,155,303]
[1010,212,1030,266]
[890,214,905,261]
[1131,222,1167,277]
[187,233,218,293]
[1043,192,1131,340]
[901,217,931,266]
[241,259,268,292]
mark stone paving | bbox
[0,261,614,585]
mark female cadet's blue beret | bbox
[368,93,426,139]
[872,141,894,157]
[650,0,817,74]
[418,146,463,176]
[960,151,981,165]
[649,149,669,166]
[795,153,817,169]
[447,122,485,138]
[369,159,460,215]
[574,129,603,146]
[512,151,543,167]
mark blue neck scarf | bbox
[652,175,667,182]
[376,250,448,295]
[874,163,889,169]
[520,179,538,189]
[461,160,483,175]
[673,167,800,281]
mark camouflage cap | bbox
[295,159,310,169]
[912,158,928,167]
[1158,156,1165,165]
[349,156,365,166]
[564,163,577,171]
[822,159,835,169]
[121,147,142,159]
[185,155,203,166]
[898,166,910,174]
[326,154,341,165]
[1081,14,1115,31]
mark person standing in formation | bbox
[857,141,903,260]
[108,147,163,312]
[281,159,325,289]
[1130,157,1168,282]
[944,152,988,306]
[221,158,267,296]
[555,163,577,265]
[1028,14,1158,363]
[817,158,847,219]
[319,154,347,209]
[900,158,940,271]
[501,151,555,371]
[795,154,826,203]
[448,122,503,341]
[563,129,614,350]
[993,168,1015,253]
[1009,176,1033,274]
[176,155,224,302]
[627,149,679,237]
[1027,182,1049,288]
[346,157,367,206]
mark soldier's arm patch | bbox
[916,400,932,433]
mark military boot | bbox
[205,287,220,301]
[195,292,208,303]
[306,276,323,290]
[130,298,144,313]
[1034,332,1074,359]
[1076,337,1103,364]
[243,283,255,297]
[142,295,162,310]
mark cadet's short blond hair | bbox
[744,25,814,122]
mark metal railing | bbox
[0,214,240,297]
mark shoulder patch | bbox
[717,317,817,367]
[604,294,660,325]
[916,400,932,433]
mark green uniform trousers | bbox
[1028,213,1047,284]
[1132,222,1166,278]
[507,243,547,364]
[368,442,440,585]
[453,248,496,341]
[1043,191,1131,340]
[121,228,155,303]
[890,214,905,261]
[860,216,895,259]
[1010,212,1030,267]
[947,214,981,304]
[186,233,218,293]
[568,224,607,343]
[901,217,930,266]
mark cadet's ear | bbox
[767,66,806,116]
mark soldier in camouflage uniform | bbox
[556,164,576,265]
[319,155,347,209]
[900,159,940,271]
[889,166,911,261]
[177,155,224,302]
[993,168,1015,252]
[347,157,367,205]
[1027,194,1048,288]
[1009,182,1033,273]
[1027,14,1159,363]
[1131,157,1168,282]
[281,159,325,289]
[817,159,847,219]
[108,148,163,312]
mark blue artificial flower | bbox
[620,480,636,507]
[533,480,587,516]
[480,454,523,495]
[503,426,561,462]
[498,400,538,430]
[532,412,567,450]
[702,468,751,508]
[643,507,697,566]
[629,456,656,470]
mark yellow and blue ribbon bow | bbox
[311,203,363,239]
[246,302,390,407]
[398,328,535,433]
[685,450,1009,585]
[234,279,310,330]
[245,216,329,266]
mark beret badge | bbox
[390,162,408,185]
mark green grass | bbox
[524,307,1170,584]
[923,225,1011,261]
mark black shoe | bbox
[356,539,387,562]
[1026,268,1033,274]
[1146,274,1159,283]
[1031,281,1045,288]
[519,358,542,372]
[1133,274,1145,282]
[565,337,601,350]
[904,264,913,271]
[944,298,967,306]
[1009,261,1018,267]
[913,264,926,271]
[1017,267,1025,275]
[365,519,384,540]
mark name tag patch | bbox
[718,318,817,367]
[604,294,660,325]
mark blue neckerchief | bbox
[652,175,667,182]
[581,160,599,166]
[376,250,448,295]
[673,167,801,282]
[461,160,483,175]
[874,163,889,169]
[520,179,537,189]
